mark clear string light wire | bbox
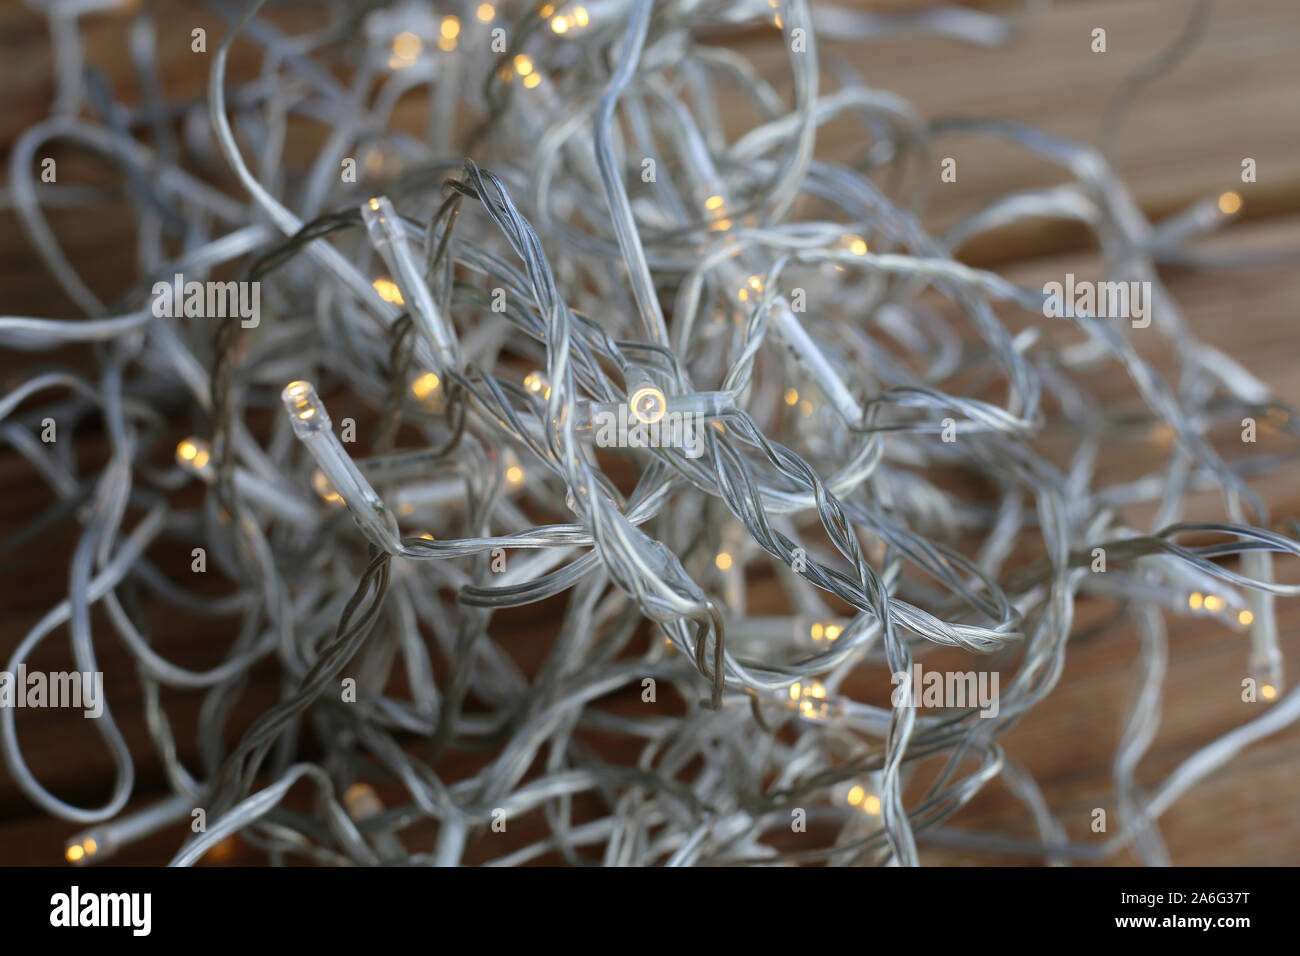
[2,0,1298,867]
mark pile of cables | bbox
[3,0,1298,866]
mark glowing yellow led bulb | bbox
[715,552,733,570]
[64,837,96,865]
[1188,592,1204,610]
[412,371,442,411]
[524,370,552,399]
[439,16,460,50]
[630,384,666,425]
[1218,191,1242,215]
[1204,595,1224,612]
[1238,609,1254,627]
[391,31,421,67]
[283,381,329,435]
[393,32,421,57]
[175,438,212,476]
[477,3,495,22]
[372,277,405,305]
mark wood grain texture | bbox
[1,0,1297,865]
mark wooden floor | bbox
[1,0,1298,865]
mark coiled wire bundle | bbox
[3,0,1298,866]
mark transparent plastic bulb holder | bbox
[361,196,459,374]
[281,381,401,552]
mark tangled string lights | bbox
[4,0,1299,867]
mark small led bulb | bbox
[344,783,385,821]
[500,449,528,492]
[411,370,443,411]
[372,277,405,305]
[811,621,842,643]
[175,438,214,481]
[389,31,421,70]
[284,380,330,437]
[64,832,104,866]
[1249,657,1283,704]
[1217,191,1242,216]
[844,784,881,814]
[786,680,831,719]
[630,387,666,424]
[624,368,666,425]
[523,370,552,399]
